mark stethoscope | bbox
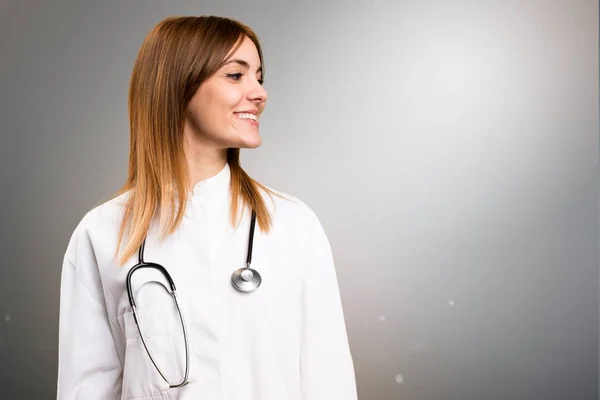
[125,209,260,388]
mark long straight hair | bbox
[111,16,284,266]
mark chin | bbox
[241,140,262,149]
[238,134,262,149]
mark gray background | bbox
[0,0,598,399]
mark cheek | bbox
[187,85,245,134]
[213,81,243,105]
[223,91,244,112]
[187,104,208,133]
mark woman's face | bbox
[184,35,267,152]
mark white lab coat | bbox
[57,163,357,400]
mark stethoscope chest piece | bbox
[230,209,261,293]
[231,267,262,292]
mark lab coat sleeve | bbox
[299,207,358,399]
[57,254,122,399]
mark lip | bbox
[234,110,258,115]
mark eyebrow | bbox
[223,59,262,74]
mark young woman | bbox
[57,15,357,400]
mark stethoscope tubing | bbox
[125,209,259,388]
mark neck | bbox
[184,144,228,191]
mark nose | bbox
[248,78,267,104]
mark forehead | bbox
[225,36,261,66]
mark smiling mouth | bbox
[235,114,259,125]
[235,113,258,121]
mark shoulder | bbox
[63,191,131,265]
[257,184,324,234]
[257,186,334,271]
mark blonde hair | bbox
[110,15,285,266]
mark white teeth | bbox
[236,113,257,121]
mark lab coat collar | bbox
[189,162,231,200]
[179,162,231,219]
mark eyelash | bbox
[227,73,265,86]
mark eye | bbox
[227,73,265,86]
[227,73,243,81]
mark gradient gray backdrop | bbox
[0,0,598,399]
